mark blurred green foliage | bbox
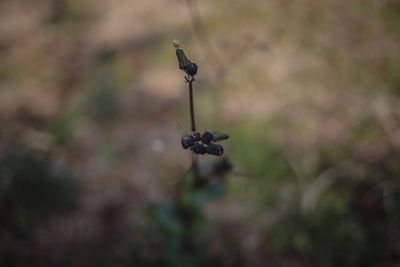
[0,143,78,266]
[145,160,228,267]
[0,148,77,233]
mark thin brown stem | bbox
[187,76,196,132]
[185,76,200,181]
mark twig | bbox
[185,76,200,181]
[185,76,197,132]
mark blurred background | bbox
[1,0,400,266]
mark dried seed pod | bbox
[185,63,198,76]
[192,132,201,142]
[201,131,214,144]
[173,40,198,76]
[210,131,229,142]
[181,134,195,149]
[206,143,224,156]
[191,143,206,155]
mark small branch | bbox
[186,76,196,132]
[184,76,200,181]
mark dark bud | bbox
[206,143,224,156]
[175,45,198,77]
[201,131,214,144]
[176,48,191,71]
[181,134,195,149]
[191,143,206,155]
[211,131,229,142]
[186,63,198,76]
[192,131,201,142]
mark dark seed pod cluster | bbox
[173,40,198,77]
[181,131,229,156]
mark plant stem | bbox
[188,77,196,132]
[185,76,200,181]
